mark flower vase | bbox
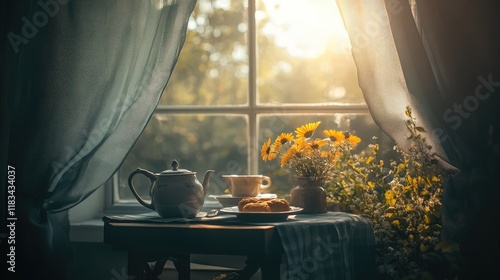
[289,177,327,214]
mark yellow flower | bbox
[272,133,293,151]
[292,138,309,153]
[365,156,374,164]
[326,150,341,163]
[277,133,294,144]
[261,138,276,161]
[261,121,361,179]
[281,145,300,166]
[424,214,431,224]
[345,133,361,147]
[323,129,345,144]
[385,190,396,206]
[309,138,328,149]
[295,121,321,139]
[320,150,330,158]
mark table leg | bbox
[128,252,170,280]
[260,255,282,280]
[128,252,146,280]
[238,257,260,280]
[239,255,281,280]
[173,253,190,280]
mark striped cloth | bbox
[274,212,375,280]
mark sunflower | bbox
[295,121,321,139]
[281,144,300,167]
[309,138,328,150]
[323,129,345,144]
[261,138,276,161]
[292,138,309,154]
[272,133,294,151]
[260,120,362,179]
[346,134,361,147]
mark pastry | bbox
[266,198,291,212]
[238,197,290,212]
[238,197,272,211]
[242,202,271,212]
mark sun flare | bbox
[260,0,351,58]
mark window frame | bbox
[105,0,370,211]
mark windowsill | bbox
[70,218,106,243]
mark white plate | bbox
[219,206,303,222]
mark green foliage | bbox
[325,106,461,279]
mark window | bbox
[112,0,387,207]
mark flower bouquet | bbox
[261,121,361,213]
[261,121,361,181]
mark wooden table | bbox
[103,221,284,280]
[103,211,376,280]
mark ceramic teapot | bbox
[128,160,215,218]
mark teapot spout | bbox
[202,170,215,196]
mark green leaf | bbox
[435,240,460,253]
[415,126,426,132]
[384,207,396,213]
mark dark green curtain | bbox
[1,0,196,278]
[337,0,500,277]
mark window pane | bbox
[117,114,249,202]
[159,0,248,106]
[258,114,393,197]
[257,0,364,104]
[114,0,375,207]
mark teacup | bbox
[222,175,272,197]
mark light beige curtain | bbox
[336,0,500,277]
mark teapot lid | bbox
[159,160,196,175]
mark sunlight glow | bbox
[260,0,351,58]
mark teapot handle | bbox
[128,168,157,211]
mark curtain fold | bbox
[1,0,196,278]
[336,0,500,277]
